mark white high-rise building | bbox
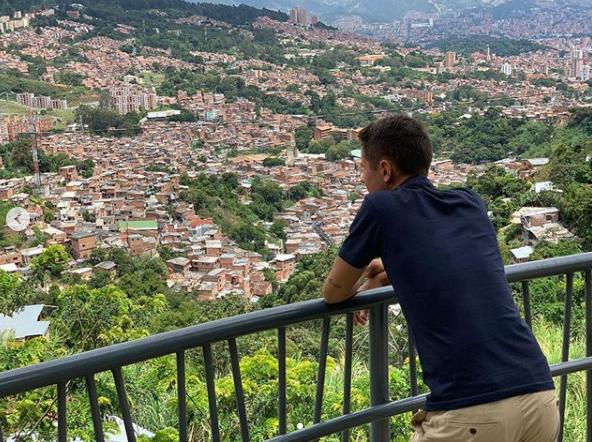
[501,63,513,76]
[581,65,591,82]
[570,48,584,79]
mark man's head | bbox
[358,114,432,192]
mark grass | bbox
[0,99,28,115]
[71,92,101,107]
[46,108,76,129]
[139,71,165,88]
[0,99,76,129]
[534,320,587,442]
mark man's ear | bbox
[379,159,395,184]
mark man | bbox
[322,115,559,441]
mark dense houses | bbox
[0,3,587,305]
[0,50,28,73]
[0,115,53,143]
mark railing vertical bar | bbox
[558,273,574,442]
[521,280,533,329]
[369,304,390,442]
[341,313,354,442]
[177,351,188,442]
[112,367,136,442]
[85,375,105,442]
[278,328,287,435]
[203,343,221,442]
[314,318,331,425]
[585,269,592,442]
[229,338,250,442]
[409,331,418,398]
[57,382,67,442]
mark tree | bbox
[567,108,592,135]
[0,271,32,316]
[288,182,322,201]
[269,220,287,241]
[560,184,592,247]
[547,138,592,188]
[88,269,112,289]
[251,177,285,212]
[305,137,333,154]
[54,284,134,350]
[75,106,141,136]
[326,140,357,161]
[31,245,70,281]
[263,267,279,293]
[466,166,529,204]
[55,71,84,86]
[262,157,285,167]
[295,126,313,150]
[531,241,582,261]
[117,255,169,299]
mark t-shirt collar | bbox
[398,175,432,188]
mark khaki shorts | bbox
[410,390,559,442]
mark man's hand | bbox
[365,258,385,279]
[353,309,368,326]
[359,270,390,292]
[353,269,391,326]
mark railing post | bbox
[585,270,591,442]
[369,303,390,441]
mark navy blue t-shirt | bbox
[339,176,553,411]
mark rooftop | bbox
[0,304,49,340]
[118,220,158,231]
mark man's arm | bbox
[323,257,366,304]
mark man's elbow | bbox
[323,285,351,304]
[324,290,340,304]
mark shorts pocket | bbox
[445,408,501,425]
[444,420,502,441]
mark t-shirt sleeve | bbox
[338,197,382,269]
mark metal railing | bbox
[0,253,591,442]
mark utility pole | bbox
[79,113,85,133]
[27,112,41,188]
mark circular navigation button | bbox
[6,207,31,232]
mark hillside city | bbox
[0,0,591,440]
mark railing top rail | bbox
[0,253,591,397]
[0,288,397,397]
[505,252,592,282]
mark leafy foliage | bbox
[262,157,285,167]
[31,245,70,281]
[75,105,143,136]
[466,165,529,204]
[0,271,32,316]
[326,140,359,161]
[428,35,546,57]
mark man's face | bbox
[360,154,389,193]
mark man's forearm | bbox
[322,257,366,304]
